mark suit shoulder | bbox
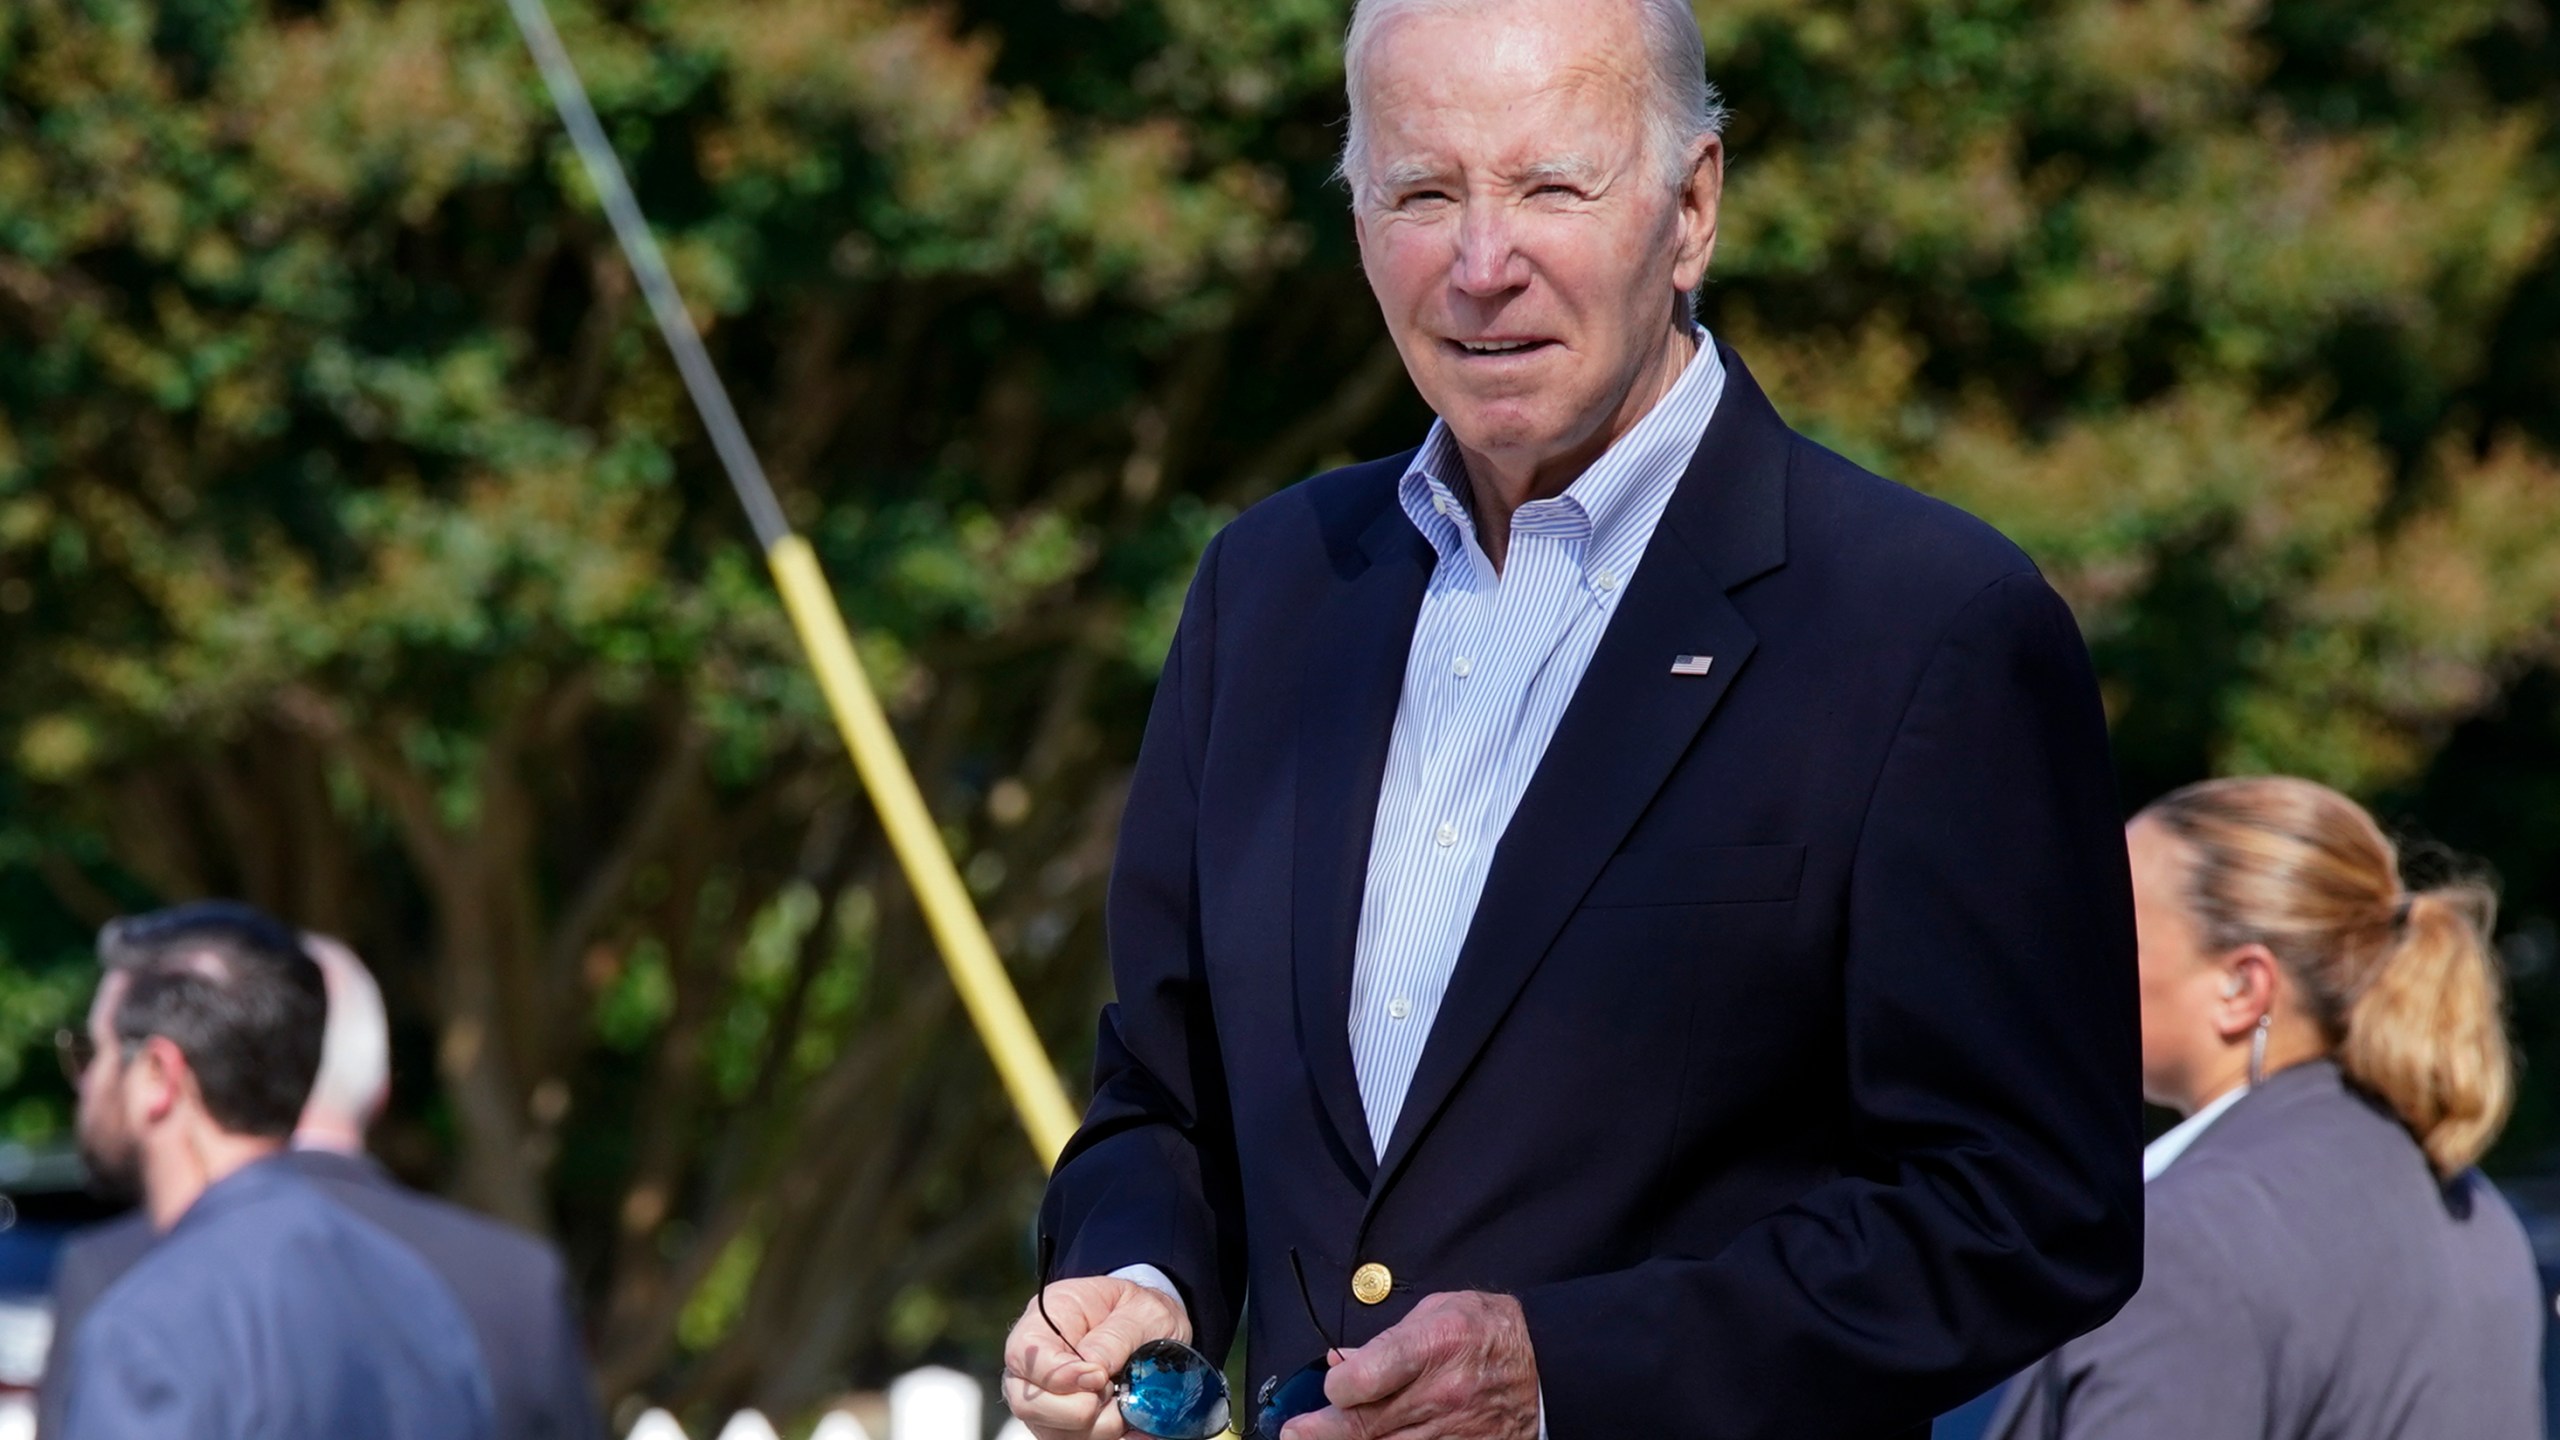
[90,1183,340,1315]
[423,1197,566,1279]
[342,1179,569,1285]
[2458,1171,2536,1242]
[1781,433,2044,606]
[2447,1173,2546,1309]
[53,1213,154,1291]
[1216,448,1417,559]
[57,1212,153,1264]
[2143,1154,2285,1236]
[2138,1088,2387,1274]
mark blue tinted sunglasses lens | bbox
[1119,1339,1231,1440]
[1254,1358,1331,1439]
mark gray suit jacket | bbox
[37,1212,154,1440]
[60,1157,494,1440]
[41,1149,603,1440]
[284,1150,606,1440]
[1990,1060,2545,1439]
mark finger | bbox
[1026,1278,1123,1351]
[1279,1401,1423,1440]
[1003,1371,1115,1437]
[1278,1405,1353,1440]
[1079,1301,1181,1377]
[1035,1351,1112,1399]
[1322,1332,1431,1411]
[1006,1343,1108,1403]
[1008,1323,1107,1399]
[1287,1371,1454,1440]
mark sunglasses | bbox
[1035,1237,1341,1440]
[54,1027,96,1087]
[55,1028,144,1089]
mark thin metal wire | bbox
[500,0,789,549]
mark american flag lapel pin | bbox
[1670,654,1714,676]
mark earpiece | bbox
[2220,973,2246,999]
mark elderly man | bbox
[1006,2,2143,1438]
[54,902,493,1440]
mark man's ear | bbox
[132,1035,191,1125]
[2209,944,2282,1042]
[1672,135,1724,295]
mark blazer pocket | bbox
[1582,842,1806,909]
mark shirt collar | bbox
[2143,1083,2250,1181]
[1398,325,1723,572]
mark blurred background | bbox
[1,0,2558,1430]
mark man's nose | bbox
[1450,203,1526,296]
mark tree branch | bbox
[270,686,459,891]
[1229,335,1410,499]
[542,712,711,1028]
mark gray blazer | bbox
[1990,1060,2545,1439]
[40,1150,603,1440]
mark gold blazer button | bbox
[1351,1262,1393,1305]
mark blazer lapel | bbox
[1293,499,1436,1185]
[1367,346,1795,1198]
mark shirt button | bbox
[1434,823,1456,848]
[1434,496,1457,517]
[1388,998,1411,1020]
[1451,656,1473,678]
[1593,568,1619,593]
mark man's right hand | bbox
[1002,1276,1193,1440]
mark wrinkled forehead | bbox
[1357,4,1655,174]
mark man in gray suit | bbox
[42,930,605,1440]
[53,902,493,1440]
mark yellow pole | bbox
[766,536,1082,1167]
[503,0,1083,1171]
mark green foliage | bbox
[0,0,2556,1423]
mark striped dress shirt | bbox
[1349,331,1727,1154]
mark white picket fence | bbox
[624,1365,1034,1440]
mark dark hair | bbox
[97,901,326,1140]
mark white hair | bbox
[301,932,391,1132]
[1337,0,1728,207]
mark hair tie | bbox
[2391,894,2416,929]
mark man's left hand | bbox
[1280,1291,1539,1440]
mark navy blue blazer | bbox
[1040,347,2144,1440]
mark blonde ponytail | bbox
[2141,777,2518,1179]
[2339,883,2513,1177]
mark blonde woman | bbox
[1991,776,2545,1438]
